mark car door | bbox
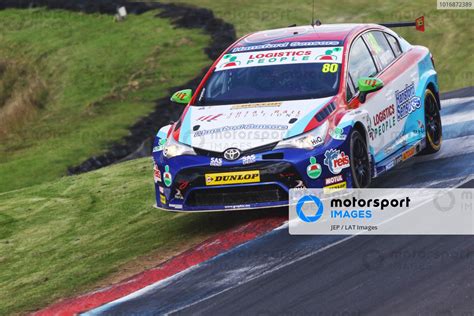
[346,34,393,161]
[362,31,421,161]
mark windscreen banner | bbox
[215,46,343,71]
[289,188,474,235]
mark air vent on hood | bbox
[315,102,336,122]
[262,153,284,160]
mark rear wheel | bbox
[350,130,371,188]
[422,89,442,154]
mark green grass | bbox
[163,0,474,91]
[0,8,210,192]
[0,157,275,314]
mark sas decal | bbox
[324,149,350,174]
[210,157,223,167]
[242,154,257,165]
[205,170,260,186]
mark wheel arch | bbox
[426,82,441,110]
[152,124,172,158]
[353,121,367,144]
[351,121,375,178]
[335,109,371,154]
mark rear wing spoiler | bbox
[380,16,425,32]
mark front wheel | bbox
[421,89,442,154]
[350,130,371,188]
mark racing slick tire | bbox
[421,88,442,154]
[350,129,372,188]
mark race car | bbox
[152,17,441,211]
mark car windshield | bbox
[199,47,343,105]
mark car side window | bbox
[364,31,396,69]
[346,74,356,100]
[384,33,403,57]
[347,37,377,96]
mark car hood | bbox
[178,97,333,152]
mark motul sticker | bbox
[325,175,344,186]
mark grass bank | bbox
[0,8,210,192]
[0,157,275,314]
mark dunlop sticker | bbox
[205,170,260,186]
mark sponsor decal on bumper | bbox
[205,170,261,186]
[323,181,347,193]
[160,194,166,204]
[402,147,416,161]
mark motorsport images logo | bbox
[296,195,324,222]
[289,188,474,235]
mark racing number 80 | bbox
[322,63,339,73]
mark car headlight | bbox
[163,136,196,158]
[275,121,329,150]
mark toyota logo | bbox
[223,148,241,161]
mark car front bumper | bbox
[152,136,354,212]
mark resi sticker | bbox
[216,47,343,71]
[324,149,350,175]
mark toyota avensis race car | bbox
[152,17,442,211]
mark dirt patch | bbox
[0,60,48,138]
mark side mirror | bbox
[170,89,192,104]
[357,77,384,103]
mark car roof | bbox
[230,24,379,51]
